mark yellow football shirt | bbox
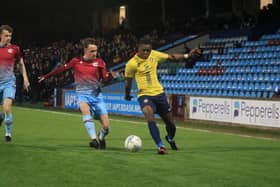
[125,50,169,97]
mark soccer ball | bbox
[124,135,142,152]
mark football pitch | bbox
[0,107,280,187]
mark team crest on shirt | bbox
[80,61,83,64]
[144,99,149,103]
[149,58,154,62]
[92,62,98,67]
[8,48,13,53]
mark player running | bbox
[39,38,115,149]
[125,39,201,154]
[0,25,30,142]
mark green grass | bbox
[0,107,280,187]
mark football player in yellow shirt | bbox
[125,39,201,154]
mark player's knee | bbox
[143,109,153,116]
[164,116,174,124]
[162,113,174,123]
[3,106,12,113]
[79,103,90,114]
[146,116,155,122]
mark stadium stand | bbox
[158,28,280,99]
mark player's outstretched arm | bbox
[38,61,74,83]
[168,48,202,61]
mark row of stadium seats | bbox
[165,88,274,98]
[226,46,280,53]
[241,39,279,47]
[162,80,277,91]
[221,59,280,66]
[162,73,280,82]
[175,66,280,75]
[158,28,280,98]
[212,52,280,60]
[195,60,280,67]
[261,33,280,40]
[208,36,248,44]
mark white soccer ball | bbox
[124,135,142,152]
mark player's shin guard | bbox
[98,128,109,140]
[148,121,163,148]
[165,122,176,141]
[83,115,97,140]
[4,113,13,136]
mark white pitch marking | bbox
[18,107,279,141]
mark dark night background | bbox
[2,0,255,46]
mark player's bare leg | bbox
[80,102,99,149]
[3,98,13,142]
[98,114,110,149]
[160,112,178,150]
[142,105,166,154]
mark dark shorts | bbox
[138,93,171,115]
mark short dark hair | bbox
[81,37,96,48]
[0,25,13,34]
[138,38,153,46]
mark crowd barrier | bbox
[61,89,280,128]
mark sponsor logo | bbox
[233,101,240,117]
[8,48,13,53]
[194,98,230,115]
[192,99,198,113]
[190,97,280,127]
[92,62,98,67]
[239,101,280,121]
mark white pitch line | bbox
[110,118,279,141]
[18,107,279,141]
